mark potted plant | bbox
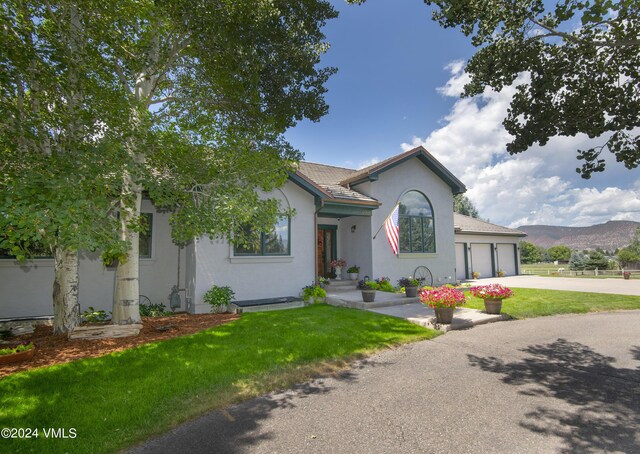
[623,271,631,280]
[0,342,36,365]
[302,284,327,304]
[317,276,330,288]
[203,284,235,313]
[329,258,347,280]
[471,271,480,279]
[398,277,420,297]
[497,269,505,277]
[469,284,514,314]
[357,280,380,302]
[347,265,360,281]
[418,286,466,324]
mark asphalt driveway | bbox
[470,275,640,295]
[128,310,640,453]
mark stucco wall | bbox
[353,157,457,286]
[338,216,373,279]
[189,181,316,313]
[0,199,182,319]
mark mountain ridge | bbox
[517,220,640,251]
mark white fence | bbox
[522,268,639,277]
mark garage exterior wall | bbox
[454,233,523,279]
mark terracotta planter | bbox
[0,346,36,365]
[484,298,503,314]
[624,272,631,280]
[361,289,376,302]
[405,286,418,297]
[434,307,454,324]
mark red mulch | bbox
[0,313,240,379]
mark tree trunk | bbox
[112,178,142,324]
[52,247,80,334]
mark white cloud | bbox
[404,61,640,227]
[356,157,381,169]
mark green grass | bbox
[465,287,640,319]
[0,304,438,454]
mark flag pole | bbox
[373,202,399,239]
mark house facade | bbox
[0,146,522,319]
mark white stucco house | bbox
[0,146,525,319]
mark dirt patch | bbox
[0,313,239,379]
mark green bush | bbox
[81,307,109,323]
[302,285,327,303]
[203,285,235,312]
[139,302,172,317]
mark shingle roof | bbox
[296,162,378,204]
[454,213,527,237]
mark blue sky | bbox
[285,0,640,228]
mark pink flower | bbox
[419,287,466,309]
[469,284,513,300]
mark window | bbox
[139,213,153,258]
[234,217,290,256]
[398,191,435,253]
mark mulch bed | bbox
[0,313,240,379]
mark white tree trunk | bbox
[52,247,80,334]
[112,179,142,324]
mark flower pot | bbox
[361,289,376,302]
[434,307,454,324]
[0,346,36,365]
[334,266,343,280]
[483,298,503,314]
[624,273,631,280]
[348,272,359,281]
[405,286,418,297]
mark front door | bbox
[317,225,337,278]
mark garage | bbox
[454,213,526,279]
[496,243,517,276]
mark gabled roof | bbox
[339,146,466,194]
[454,213,527,237]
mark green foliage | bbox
[139,302,172,318]
[376,277,396,293]
[569,251,586,271]
[347,265,360,273]
[302,285,327,302]
[0,342,34,356]
[398,277,419,288]
[357,280,380,291]
[520,241,545,264]
[617,248,640,267]
[547,245,572,262]
[421,0,640,178]
[203,285,235,308]
[453,194,480,218]
[0,305,437,454]
[81,307,109,323]
[584,251,609,270]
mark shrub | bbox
[203,285,235,312]
[347,265,360,273]
[0,342,34,356]
[140,301,172,317]
[81,307,109,323]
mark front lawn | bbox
[465,287,640,319]
[0,304,438,454]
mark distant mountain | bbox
[517,220,640,251]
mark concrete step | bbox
[325,279,358,289]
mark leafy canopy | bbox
[420,0,640,178]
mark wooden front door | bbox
[317,225,337,278]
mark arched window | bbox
[398,191,435,253]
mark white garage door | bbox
[455,243,466,280]
[470,243,493,278]
[497,243,517,276]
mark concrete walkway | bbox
[469,275,640,295]
[324,280,507,332]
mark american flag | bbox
[383,204,400,255]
